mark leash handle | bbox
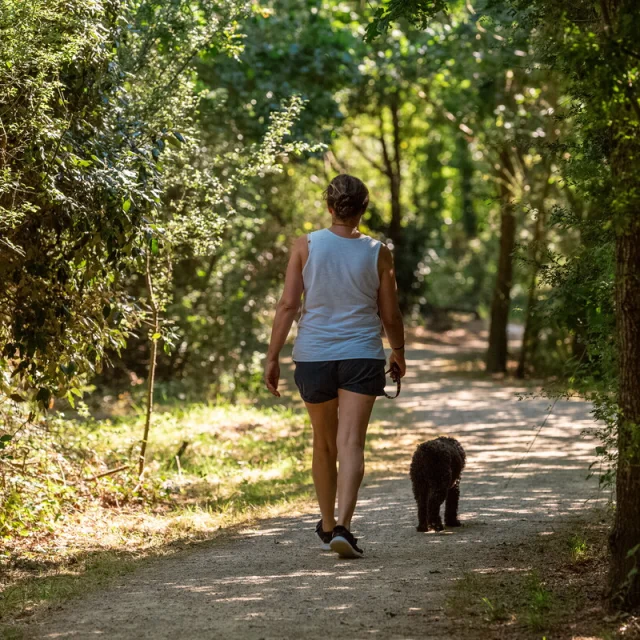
[383,362,401,399]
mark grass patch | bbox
[568,533,590,563]
[523,573,552,632]
[445,516,634,639]
[1,401,314,624]
[449,570,560,636]
[0,625,26,640]
[480,596,511,623]
[1,551,139,620]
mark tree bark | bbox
[486,148,516,374]
[380,101,402,248]
[389,173,402,245]
[608,220,640,610]
[380,98,414,311]
[604,0,640,608]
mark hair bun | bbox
[334,193,354,216]
[323,174,370,220]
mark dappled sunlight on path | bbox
[35,340,604,639]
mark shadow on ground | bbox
[29,339,606,639]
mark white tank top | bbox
[292,229,385,362]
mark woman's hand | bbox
[389,348,406,377]
[264,357,281,397]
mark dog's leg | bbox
[416,487,429,532]
[427,488,446,531]
[445,480,461,527]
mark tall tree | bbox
[511,0,640,609]
[515,168,552,379]
[601,0,640,609]
[136,0,363,388]
[486,147,517,373]
[340,30,423,306]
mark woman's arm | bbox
[377,244,406,376]
[264,236,307,397]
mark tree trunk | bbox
[515,273,538,380]
[516,179,550,379]
[388,173,402,246]
[486,149,516,374]
[380,98,410,310]
[605,0,640,605]
[608,221,640,610]
[584,0,640,607]
[457,135,476,238]
[387,97,403,249]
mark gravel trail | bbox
[32,336,604,639]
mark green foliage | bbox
[505,1,640,485]
[3,0,637,597]
[0,0,314,400]
[199,0,362,146]
[365,0,448,42]
[1,0,135,406]
[360,0,637,494]
[480,596,510,622]
[0,398,311,557]
[568,534,590,563]
[375,0,639,604]
[105,0,578,388]
[0,412,77,540]
[523,573,552,631]
[347,3,567,316]
[0,0,237,406]
[371,0,635,477]
[0,0,320,535]
[104,0,354,391]
[449,570,554,632]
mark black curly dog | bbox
[410,437,466,532]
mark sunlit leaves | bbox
[0,0,259,409]
[365,0,449,42]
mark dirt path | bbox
[31,336,605,639]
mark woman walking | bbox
[264,174,405,558]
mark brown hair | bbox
[323,174,370,220]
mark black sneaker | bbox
[315,519,332,551]
[330,525,363,558]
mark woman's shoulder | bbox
[300,228,328,242]
[377,241,392,261]
[290,234,311,264]
[361,234,384,249]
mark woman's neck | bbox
[329,219,361,238]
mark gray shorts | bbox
[293,359,386,404]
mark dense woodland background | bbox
[1,0,639,618]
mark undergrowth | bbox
[0,396,312,623]
[445,517,633,639]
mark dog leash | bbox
[383,362,402,399]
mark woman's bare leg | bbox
[336,389,377,530]
[304,398,339,532]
